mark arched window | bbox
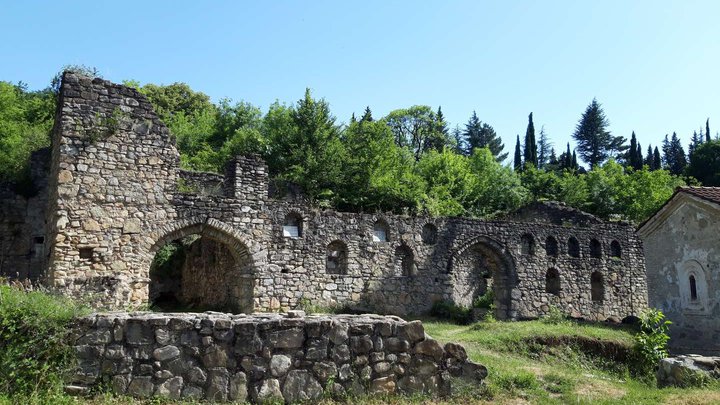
[589,239,602,258]
[610,240,621,258]
[326,241,348,274]
[395,245,416,277]
[421,223,437,245]
[591,271,604,302]
[520,234,535,256]
[283,212,303,238]
[567,236,580,258]
[545,268,560,296]
[690,275,698,301]
[545,236,558,257]
[372,220,390,242]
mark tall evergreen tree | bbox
[662,132,687,175]
[523,112,537,168]
[537,126,551,169]
[572,98,613,168]
[645,144,654,169]
[452,125,465,154]
[689,130,703,160]
[627,131,639,169]
[707,118,711,143]
[462,111,507,161]
[360,106,373,122]
[636,142,643,169]
[435,106,449,144]
[548,148,558,166]
[513,135,522,171]
[571,150,578,170]
[653,147,662,171]
[350,112,357,124]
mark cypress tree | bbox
[628,131,638,169]
[549,148,558,165]
[514,135,522,171]
[537,126,551,169]
[523,112,537,168]
[636,142,644,169]
[350,112,357,123]
[571,150,578,170]
[653,147,662,171]
[452,125,464,154]
[707,118,711,143]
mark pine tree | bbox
[514,135,522,171]
[360,106,373,122]
[537,126,551,169]
[435,106,449,140]
[645,145,654,169]
[549,148,558,165]
[689,130,702,160]
[572,98,613,168]
[667,132,688,175]
[523,112,537,168]
[463,111,507,161]
[653,146,661,171]
[707,118,711,143]
[350,112,357,124]
[452,125,464,154]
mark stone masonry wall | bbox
[1,73,648,322]
[70,312,486,403]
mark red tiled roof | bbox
[680,187,720,205]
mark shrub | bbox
[540,305,568,325]
[472,289,494,309]
[430,300,473,325]
[632,308,671,378]
[0,281,86,396]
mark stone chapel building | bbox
[639,187,720,354]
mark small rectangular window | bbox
[79,248,94,260]
[372,229,387,242]
[283,225,299,238]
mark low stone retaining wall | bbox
[657,355,720,387]
[69,312,486,402]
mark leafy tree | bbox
[385,105,448,160]
[462,111,507,162]
[0,82,55,183]
[537,126,551,169]
[686,140,720,186]
[523,112,537,168]
[513,135,522,171]
[572,98,613,168]
[262,89,344,201]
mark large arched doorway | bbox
[148,221,255,314]
[449,237,518,320]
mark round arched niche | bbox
[677,260,709,313]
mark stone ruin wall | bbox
[70,313,486,402]
[0,72,648,321]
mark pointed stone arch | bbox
[448,235,519,320]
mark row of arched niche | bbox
[282,213,436,276]
[544,268,606,302]
[519,233,622,259]
[282,212,438,244]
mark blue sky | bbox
[2,1,719,164]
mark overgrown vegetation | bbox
[631,308,672,380]
[0,280,87,399]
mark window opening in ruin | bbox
[590,239,602,258]
[520,234,534,255]
[326,241,348,274]
[568,236,580,257]
[545,268,560,295]
[79,247,94,260]
[283,212,303,238]
[545,236,558,257]
[421,223,438,245]
[610,240,621,258]
[591,271,604,302]
[32,236,45,259]
[690,275,698,301]
[395,245,416,277]
[372,220,390,242]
